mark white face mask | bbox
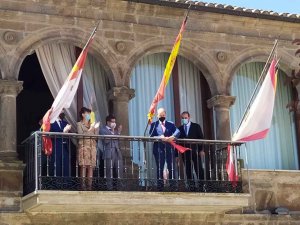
[110,122,116,129]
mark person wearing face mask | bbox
[99,115,123,190]
[77,107,100,190]
[149,108,180,191]
[49,110,72,178]
[178,111,204,191]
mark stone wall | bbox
[1,212,300,225]
[243,169,300,212]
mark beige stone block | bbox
[108,1,136,14]
[102,20,132,32]
[112,12,137,24]
[136,3,156,16]
[132,24,161,35]
[155,6,184,18]
[254,190,276,211]
[0,20,25,31]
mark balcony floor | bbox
[22,190,250,214]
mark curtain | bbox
[82,54,110,124]
[178,56,203,128]
[129,53,175,179]
[36,43,109,130]
[35,43,77,129]
[230,62,299,170]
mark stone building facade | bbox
[0,0,300,224]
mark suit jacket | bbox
[50,120,69,147]
[179,122,204,152]
[99,126,122,160]
[149,120,180,151]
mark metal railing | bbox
[22,131,245,195]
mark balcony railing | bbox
[22,131,245,195]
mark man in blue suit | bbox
[149,108,180,190]
[49,111,71,177]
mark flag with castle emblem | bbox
[41,25,98,155]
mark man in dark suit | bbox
[178,111,204,189]
[99,115,123,190]
[149,108,180,190]
[49,111,72,177]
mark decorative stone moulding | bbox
[115,41,126,53]
[3,31,18,45]
[216,51,227,62]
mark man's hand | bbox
[199,150,205,157]
[117,125,122,134]
[63,124,71,133]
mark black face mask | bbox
[59,113,65,120]
[159,117,165,122]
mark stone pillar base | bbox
[0,161,24,212]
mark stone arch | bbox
[7,27,118,87]
[226,47,295,94]
[123,38,221,95]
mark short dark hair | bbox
[79,107,91,120]
[106,115,116,123]
[181,111,190,117]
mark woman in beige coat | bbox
[77,107,99,190]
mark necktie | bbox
[184,125,188,136]
[161,122,166,133]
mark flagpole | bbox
[235,39,278,134]
[143,4,191,137]
[82,20,100,50]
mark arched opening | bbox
[17,42,111,160]
[230,61,299,170]
[17,53,53,160]
[128,53,213,176]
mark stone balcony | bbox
[22,190,250,214]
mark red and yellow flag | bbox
[147,16,188,124]
[41,26,97,156]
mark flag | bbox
[226,145,238,186]
[232,58,278,142]
[41,25,98,155]
[227,58,278,183]
[170,141,191,153]
[147,15,188,124]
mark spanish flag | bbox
[147,15,188,124]
[41,25,98,156]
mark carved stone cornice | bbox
[207,95,236,109]
[108,86,135,102]
[0,80,23,96]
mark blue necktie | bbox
[184,125,188,136]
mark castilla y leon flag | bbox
[227,58,278,183]
[147,13,189,124]
[41,24,98,156]
[232,58,278,142]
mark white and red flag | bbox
[41,25,98,156]
[227,58,278,183]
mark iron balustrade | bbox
[22,131,245,195]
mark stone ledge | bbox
[22,190,250,214]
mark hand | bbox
[117,125,122,134]
[63,124,71,133]
[199,150,205,157]
[167,136,175,142]
[160,135,167,142]
[90,122,96,128]
[94,122,100,129]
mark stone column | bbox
[108,86,135,136]
[0,79,23,161]
[0,79,24,212]
[207,95,236,140]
